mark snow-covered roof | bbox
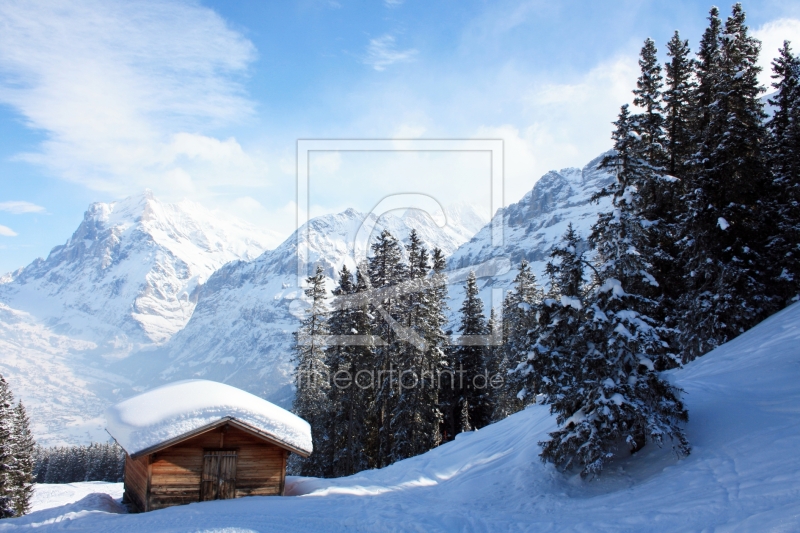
[105,380,312,457]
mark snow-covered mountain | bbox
[0,196,488,442]
[137,205,489,407]
[0,191,279,444]
[443,152,614,322]
[450,151,613,274]
[0,153,612,444]
[0,190,276,352]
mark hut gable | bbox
[105,380,312,512]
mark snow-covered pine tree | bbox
[391,233,443,462]
[522,225,588,415]
[633,38,667,167]
[492,261,542,421]
[325,264,370,477]
[657,32,698,333]
[487,307,514,421]
[10,402,34,516]
[766,41,800,303]
[366,230,407,467]
[677,3,774,361]
[416,247,449,445]
[664,30,697,177]
[537,102,690,477]
[693,6,723,139]
[292,265,332,477]
[0,376,15,518]
[352,265,380,469]
[451,271,491,433]
[628,38,686,339]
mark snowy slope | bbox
[0,303,111,445]
[0,190,276,351]
[5,301,800,532]
[142,205,488,407]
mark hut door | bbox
[201,451,237,501]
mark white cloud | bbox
[0,0,265,200]
[365,35,418,71]
[0,225,18,237]
[753,18,800,88]
[384,0,405,7]
[0,201,46,214]
[474,54,638,204]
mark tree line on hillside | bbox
[0,375,35,518]
[292,2,800,479]
[292,233,492,477]
[32,443,125,485]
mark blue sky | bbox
[1,0,800,274]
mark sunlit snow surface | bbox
[105,379,312,456]
[4,302,800,532]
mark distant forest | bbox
[33,443,125,484]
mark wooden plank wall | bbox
[146,424,289,511]
[123,454,149,512]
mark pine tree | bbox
[292,265,332,477]
[633,38,667,167]
[664,31,697,177]
[629,38,685,319]
[766,41,800,302]
[418,247,449,444]
[523,225,589,413]
[693,6,723,138]
[325,264,371,477]
[678,3,774,361]
[492,261,541,420]
[0,376,15,518]
[391,234,444,461]
[10,402,34,516]
[541,96,689,476]
[367,230,407,467]
[537,103,690,477]
[451,271,491,434]
[658,32,697,327]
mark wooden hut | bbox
[105,380,313,512]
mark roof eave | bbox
[119,417,312,459]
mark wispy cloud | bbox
[384,0,405,7]
[0,201,46,214]
[753,18,800,88]
[364,35,418,71]
[0,225,18,237]
[0,0,265,199]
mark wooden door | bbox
[200,451,237,501]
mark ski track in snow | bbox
[3,301,799,532]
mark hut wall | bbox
[145,424,289,511]
[123,453,149,512]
